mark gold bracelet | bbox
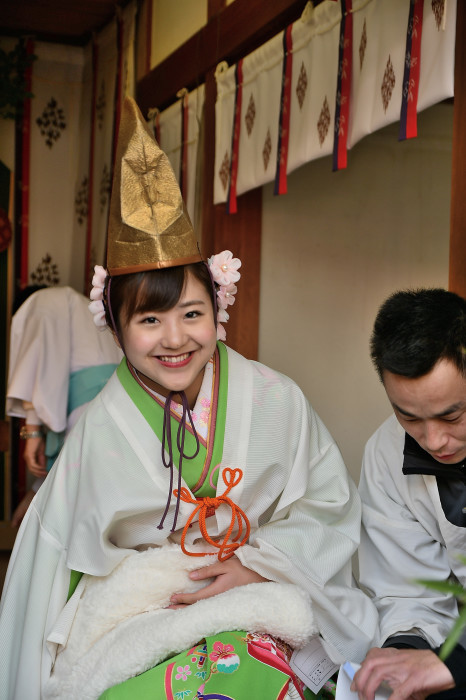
[19,426,43,440]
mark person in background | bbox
[6,284,123,525]
[353,288,466,700]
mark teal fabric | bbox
[46,364,117,470]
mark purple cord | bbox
[159,391,200,531]
[105,276,201,532]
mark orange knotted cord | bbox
[174,468,250,562]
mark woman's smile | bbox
[157,352,193,367]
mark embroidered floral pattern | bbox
[244,93,256,136]
[359,19,367,70]
[317,96,331,146]
[296,62,308,109]
[381,55,396,113]
[219,151,230,192]
[432,0,445,30]
[75,175,88,226]
[209,641,240,674]
[36,98,66,148]
[30,253,60,285]
[263,128,272,170]
[175,665,192,681]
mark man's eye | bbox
[398,413,418,423]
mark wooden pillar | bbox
[449,0,466,297]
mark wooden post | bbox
[449,0,466,297]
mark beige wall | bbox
[151,0,207,68]
[259,102,452,485]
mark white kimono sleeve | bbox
[358,418,460,647]
[235,395,379,663]
[7,291,72,432]
[0,500,71,700]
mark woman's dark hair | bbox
[105,261,216,333]
[370,288,466,381]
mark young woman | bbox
[0,97,377,700]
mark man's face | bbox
[383,359,466,465]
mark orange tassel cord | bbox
[174,468,251,562]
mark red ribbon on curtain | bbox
[399,0,424,140]
[20,38,35,287]
[84,39,99,293]
[333,0,352,171]
[179,91,189,203]
[274,25,293,196]
[226,59,243,215]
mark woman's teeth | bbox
[159,353,190,364]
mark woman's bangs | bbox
[132,267,185,317]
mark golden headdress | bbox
[106,96,202,275]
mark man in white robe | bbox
[354,289,466,700]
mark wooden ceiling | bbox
[0,0,130,46]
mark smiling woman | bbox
[0,97,379,700]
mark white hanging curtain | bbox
[149,84,205,228]
[28,42,88,288]
[26,0,138,292]
[86,0,137,286]
[214,0,456,206]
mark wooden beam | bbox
[137,0,306,114]
[449,0,466,297]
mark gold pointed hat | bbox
[107,96,202,275]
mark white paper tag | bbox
[290,635,339,693]
[335,662,392,700]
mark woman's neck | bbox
[135,367,205,411]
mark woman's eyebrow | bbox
[178,299,207,308]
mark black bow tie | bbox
[402,433,466,480]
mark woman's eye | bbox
[142,316,158,324]
[185,310,201,319]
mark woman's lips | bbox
[157,352,193,368]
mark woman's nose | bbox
[161,321,186,349]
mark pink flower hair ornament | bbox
[89,251,241,340]
[88,265,108,328]
[208,250,241,341]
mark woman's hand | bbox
[168,556,269,609]
[351,647,455,700]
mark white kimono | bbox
[359,414,466,647]
[0,345,378,699]
[7,285,122,432]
